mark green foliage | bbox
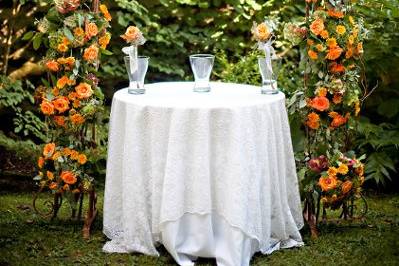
[0,75,47,141]
[0,131,39,160]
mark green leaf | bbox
[101,49,113,55]
[63,27,74,41]
[32,34,42,50]
[22,31,34,40]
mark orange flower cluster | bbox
[38,1,111,193]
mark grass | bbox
[0,191,398,266]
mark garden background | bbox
[0,0,398,265]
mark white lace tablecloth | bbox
[103,82,304,266]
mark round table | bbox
[103,82,304,266]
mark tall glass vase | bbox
[258,56,280,95]
[124,55,149,95]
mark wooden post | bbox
[82,189,97,239]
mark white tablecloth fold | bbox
[103,82,304,266]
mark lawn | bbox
[0,192,398,266]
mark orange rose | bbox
[308,50,318,60]
[68,92,78,100]
[306,112,320,130]
[49,182,58,190]
[63,184,70,191]
[75,82,93,99]
[341,181,353,194]
[121,26,140,43]
[328,9,345,19]
[345,47,354,59]
[85,22,98,39]
[330,62,345,74]
[40,100,55,115]
[43,143,56,158]
[52,87,60,96]
[319,176,338,192]
[310,96,330,112]
[65,57,75,69]
[53,96,70,113]
[330,113,348,128]
[74,27,84,37]
[61,171,77,185]
[62,37,70,46]
[38,156,45,168]
[99,33,111,49]
[70,150,79,160]
[70,113,85,125]
[320,30,329,39]
[310,18,325,36]
[62,147,72,156]
[73,99,80,108]
[83,45,99,62]
[54,116,66,127]
[307,39,314,46]
[45,60,60,72]
[326,46,343,60]
[57,76,70,89]
[52,151,62,160]
[78,154,87,165]
[47,171,54,180]
[100,4,112,21]
[332,93,343,104]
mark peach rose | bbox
[61,171,77,185]
[310,18,325,36]
[328,9,345,19]
[43,143,56,158]
[254,22,271,42]
[53,96,70,113]
[45,60,60,72]
[78,154,87,165]
[83,45,99,62]
[99,33,111,49]
[121,26,140,43]
[85,22,98,39]
[40,100,55,115]
[75,82,93,99]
